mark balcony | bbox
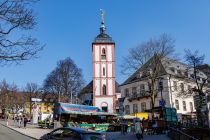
[128,91,150,102]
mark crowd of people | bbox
[13,115,29,128]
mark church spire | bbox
[93,9,114,43]
[100,9,105,34]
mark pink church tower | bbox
[92,10,116,113]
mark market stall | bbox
[143,107,178,134]
[53,102,117,132]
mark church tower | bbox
[92,10,116,113]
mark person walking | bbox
[135,120,143,140]
[23,116,28,128]
[17,116,22,128]
[16,116,19,127]
[121,119,127,135]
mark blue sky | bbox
[1,0,210,88]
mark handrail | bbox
[168,126,199,140]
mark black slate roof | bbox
[93,32,114,43]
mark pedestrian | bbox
[135,120,143,140]
[121,119,126,135]
[18,116,21,128]
[23,116,28,128]
[16,116,19,127]
[14,114,17,125]
[125,122,128,134]
[141,118,145,134]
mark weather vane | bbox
[100,9,105,23]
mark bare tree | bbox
[0,80,24,114]
[0,79,10,109]
[142,54,167,111]
[43,69,62,101]
[122,34,176,114]
[184,50,209,127]
[24,82,40,115]
[0,0,43,64]
[121,33,175,75]
[43,57,85,103]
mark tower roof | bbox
[93,9,114,44]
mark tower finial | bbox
[100,9,105,24]
[100,9,105,34]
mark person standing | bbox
[18,116,21,128]
[23,116,28,128]
[16,116,19,127]
[121,119,126,135]
[135,120,143,140]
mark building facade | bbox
[120,56,209,118]
[79,11,119,113]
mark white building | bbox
[120,56,209,118]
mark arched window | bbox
[101,48,106,59]
[102,85,106,95]
[102,48,106,55]
[103,67,105,76]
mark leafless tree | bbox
[122,34,176,114]
[0,0,43,65]
[24,82,40,115]
[43,57,85,103]
[43,68,62,101]
[184,50,209,126]
[142,54,168,110]
[0,80,24,114]
[0,79,10,109]
[121,33,176,75]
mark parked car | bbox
[39,127,106,140]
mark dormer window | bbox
[101,48,106,59]
[177,70,182,75]
[139,71,143,78]
[170,67,175,73]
